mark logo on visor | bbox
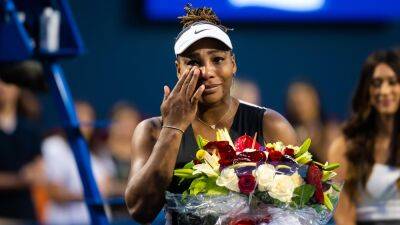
[194,28,210,34]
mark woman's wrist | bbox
[161,125,184,134]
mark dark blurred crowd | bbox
[0,66,141,224]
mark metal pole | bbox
[46,62,109,225]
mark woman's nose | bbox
[379,81,391,95]
[199,64,214,79]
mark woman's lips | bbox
[202,84,222,95]
[380,99,393,107]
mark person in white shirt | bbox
[42,101,115,225]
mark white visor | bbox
[174,22,233,55]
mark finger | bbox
[180,67,196,94]
[173,67,191,93]
[191,84,205,104]
[186,68,200,98]
[163,85,171,102]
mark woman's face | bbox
[110,108,140,140]
[75,102,96,140]
[287,82,320,123]
[0,80,20,107]
[176,38,237,105]
[369,63,400,116]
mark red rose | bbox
[204,141,236,167]
[283,147,295,157]
[306,163,324,204]
[234,135,261,152]
[238,174,256,195]
[268,150,283,161]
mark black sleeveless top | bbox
[168,102,266,193]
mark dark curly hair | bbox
[343,50,400,201]
[178,4,229,32]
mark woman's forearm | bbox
[46,182,83,203]
[125,128,182,223]
[0,172,27,190]
[334,190,356,225]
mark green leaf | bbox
[311,203,327,213]
[295,138,311,157]
[196,135,209,149]
[205,179,229,196]
[178,177,185,185]
[332,183,341,192]
[183,161,195,169]
[188,176,208,195]
[322,171,337,182]
[323,163,340,171]
[324,193,334,211]
[254,191,285,206]
[174,168,195,178]
[292,184,315,207]
[295,152,313,164]
[255,191,274,204]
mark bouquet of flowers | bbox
[166,129,342,225]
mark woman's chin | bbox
[200,93,223,105]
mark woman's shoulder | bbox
[133,116,163,142]
[260,107,298,145]
[328,135,349,181]
[328,135,348,158]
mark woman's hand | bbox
[161,67,205,131]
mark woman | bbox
[42,101,113,225]
[0,79,43,222]
[107,101,141,190]
[328,50,400,225]
[286,81,341,162]
[100,101,141,219]
[125,5,297,223]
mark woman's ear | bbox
[175,59,181,78]
[231,53,237,75]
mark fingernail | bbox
[194,68,200,76]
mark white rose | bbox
[268,174,296,203]
[255,164,276,191]
[216,168,240,192]
[290,172,304,188]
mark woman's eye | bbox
[187,60,199,66]
[213,57,224,64]
[389,78,398,86]
[371,79,382,88]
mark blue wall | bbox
[42,0,400,126]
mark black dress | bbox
[0,118,41,220]
[168,101,266,193]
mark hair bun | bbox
[178,4,228,32]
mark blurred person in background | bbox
[42,100,114,225]
[0,79,43,223]
[329,50,400,225]
[106,102,140,195]
[230,78,261,105]
[286,81,340,163]
[96,101,140,219]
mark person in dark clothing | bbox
[0,79,42,221]
[124,5,298,224]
